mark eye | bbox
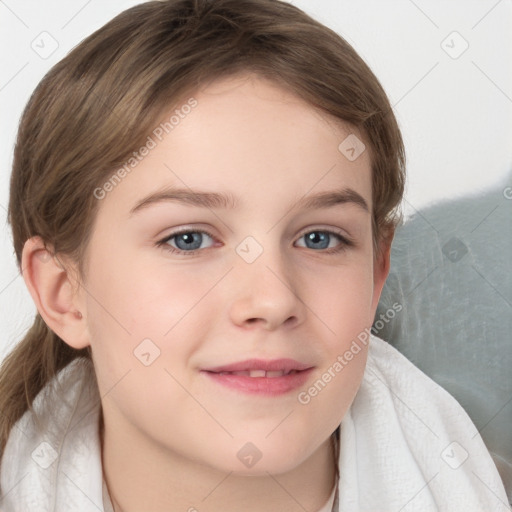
[156,228,354,256]
[294,229,354,253]
[157,229,217,255]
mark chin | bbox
[204,443,312,477]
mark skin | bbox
[22,72,392,511]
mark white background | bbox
[1,0,511,360]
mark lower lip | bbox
[201,368,314,396]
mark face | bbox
[77,72,389,475]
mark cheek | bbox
[83,250,221,393]
[308,343,369,435]
[302,258,376,343]
[285,258,373,425]
[84,259,217,442]
[86,247,219,339]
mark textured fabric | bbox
[374,186,512,503]
[0,357,104,511]
[338,335,509,511]
[0,334,508,511]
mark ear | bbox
[370,227,394,316]
[21,236,90,350]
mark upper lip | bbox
[203,358,313,373]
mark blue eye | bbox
[158,229,216,254]
[157,228,353,255]
[295,230,351,251]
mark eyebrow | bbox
[129,186,369,216]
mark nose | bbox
[228,246,306,331]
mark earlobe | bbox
[21,236,90,350]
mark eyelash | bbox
[156,227,354,256]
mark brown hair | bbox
[0,0,405,476]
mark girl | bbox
[0,1,508,510]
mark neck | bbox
[101,414,338,512]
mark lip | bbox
[203,358,312,373]
[201,358,314,396]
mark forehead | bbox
[95,72,373,220]
[188,72,365,154]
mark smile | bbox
[200,358,314,395]
[216,369,299,377]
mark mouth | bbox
[200,358,314,396]
[214,369,300,377]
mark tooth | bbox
[216,369,294,378]
[266,370,285,378]
[249,370,267,378]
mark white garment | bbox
[0,334,508,511]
